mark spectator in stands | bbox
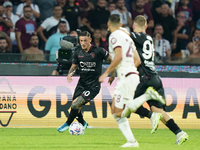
[62,0,81,31]
[33,0,58,24]
[132,0,151,13]
[188,43,200,60]
[0,37,10,53]
[0,4,13,36]
[100,24,108,42]
[170,0,179,17]
[171,11,190,57]
[21,34,44,61]
[3,1,19,27]
[107,2,116,13]
[58,0,67,8]
[111,0,132,32]
[187,28,200,55]
[10,0,23,14]
[0,31,12,51]
[3,1,20,53]
[16,0,40,21]
[15,6,37,53]
[154,3,177,44]
[153,24,171,58]
[45,20,69,61]
[76,0,94,19]
[191,0,200,25]
[37,5,70,44]
[131,0,154,35]
[176,0,192,26]
[151,0,173,17]
[91,28,108,50]
[81,0,110,33]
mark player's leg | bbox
[132,75,164,133]
[57,96,86,132]
[121,81,165,118]
[112,101,139,147]
[76,85,100,132]
[112,74,139,147]
[151,106,188,145]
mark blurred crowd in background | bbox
[0,0,199,62]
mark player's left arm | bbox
[106,55,115,85]
[99,47,122,83]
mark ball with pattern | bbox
[69,122,84,135]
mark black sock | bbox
[66,108,78,125]
[135,106,152,119]
[166,119,182,135]
[76,111,85,125]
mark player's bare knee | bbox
[115,112,122,118]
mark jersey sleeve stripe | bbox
[113,46,122,51]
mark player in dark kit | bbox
[130,15,188,145]
[57,31,114,133]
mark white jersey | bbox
[109,30,138,78]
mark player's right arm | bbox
[67,64,78,83]
[99,47,122,83]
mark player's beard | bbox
[24,14,31,19]
[0,46,6,52]
[32,43,38,47]
[136,5,144,10]
[117,6,123,10]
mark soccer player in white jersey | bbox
[99,14,165,147]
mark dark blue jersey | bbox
[72,45,109,87]
[130,32,157,77]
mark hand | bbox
[6,9,11,18]
[171,45,176,50]
[108,76,115,85]
[122,6,128,12]
[67,74,73,83]
[155,33,161,40]
[99,72,109,83]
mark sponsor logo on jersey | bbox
[111,37,117,45]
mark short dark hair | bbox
[23,5,32,10]
[109,14,121,26]
[100,24,107,30]
[58,20,66,25]
[154,24,163,28]
[79,31,91,38]
[30,34,38,40]
[53,5,61,9]
[0,37,7,42]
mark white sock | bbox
[113,114,136,143]
[121,93,151,118]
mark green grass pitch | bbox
[0,128,199,150]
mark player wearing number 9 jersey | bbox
[99,14,166,147]
[131,15,188,145]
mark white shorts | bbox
[114,73,139,109]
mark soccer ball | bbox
[69,122,84,135]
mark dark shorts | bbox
[134,74,166,109]
[73,82,100,104]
